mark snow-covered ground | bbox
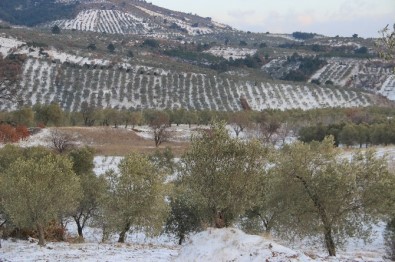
[1,239,179,262]
[1,226,388,261]
[204,47,257,60]
[0,36,24,57]
[1,127,393,261]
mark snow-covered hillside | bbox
[48,9,154,35]
[45,3,226,37]
[309,58,395,100]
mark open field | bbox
[56,126,190,156]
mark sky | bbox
[148,0,394,38]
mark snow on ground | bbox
[135,6,214,36]
[1,127,393,261]
[379,75,395,101]
[1,239,179,262]
[0,36,24,56]
[204,47,257,60]
[93,155,122,175]
[132,124,200,141]
[175,228,313,262]
[17,128,52,148]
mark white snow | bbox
[0,36,24,57]
[93,155,122,175]
[1,239,178,262]
[50,9,151,35]
[204,47,257,60]
[175,228,313,262]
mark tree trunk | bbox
[36,223,46,246]
[118,223,130,243]
[214,211,225,228]
[77,222,83,238]
[178,234,185,245]
[324,226,336,256]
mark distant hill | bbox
[0,0,77,26]
[0,0,393,112]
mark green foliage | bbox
[51,25,61,34]
[33,103,64,126]
[282,53,327,82]
[270,137,394,256]
[0,151,81,245]
[165,189,202,245]
[100,152,168,242]
[149,147,176,174]
[67,147,95,176]
[180,121,269,228]
[65,147,107,239]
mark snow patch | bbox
[175,228,313,262]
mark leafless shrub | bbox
[49,129,76,153]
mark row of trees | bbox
[299,121,395,147]
[0,122,394,257]
[2,104,394,128]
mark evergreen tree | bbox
[100,153,168,243]
[180,121,269,228]
[0,152,81,246]
[271,137,394,256]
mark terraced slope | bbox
[0,56,373,112]
[309,58,395,99]
[44,1,229,36]
[47,9,154,35]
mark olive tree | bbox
[271,137,394,256]
[180,121,269,228]
[0,153,81,246]
[100,152,168,243]
[68,147,106,239]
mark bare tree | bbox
[149,111,171,147]
[376,23,395,61]
[229,111,251,138]
[257,112,281,145]
[50,129,76,153]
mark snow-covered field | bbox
[1,226,388,262]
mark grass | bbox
[57,126,190,156]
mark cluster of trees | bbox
[299,120,395,147]
[279,42,374,59]
[281,53,327,82]
[1,122,393,258]
[0,124,29,143]
[292,31,317,40]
